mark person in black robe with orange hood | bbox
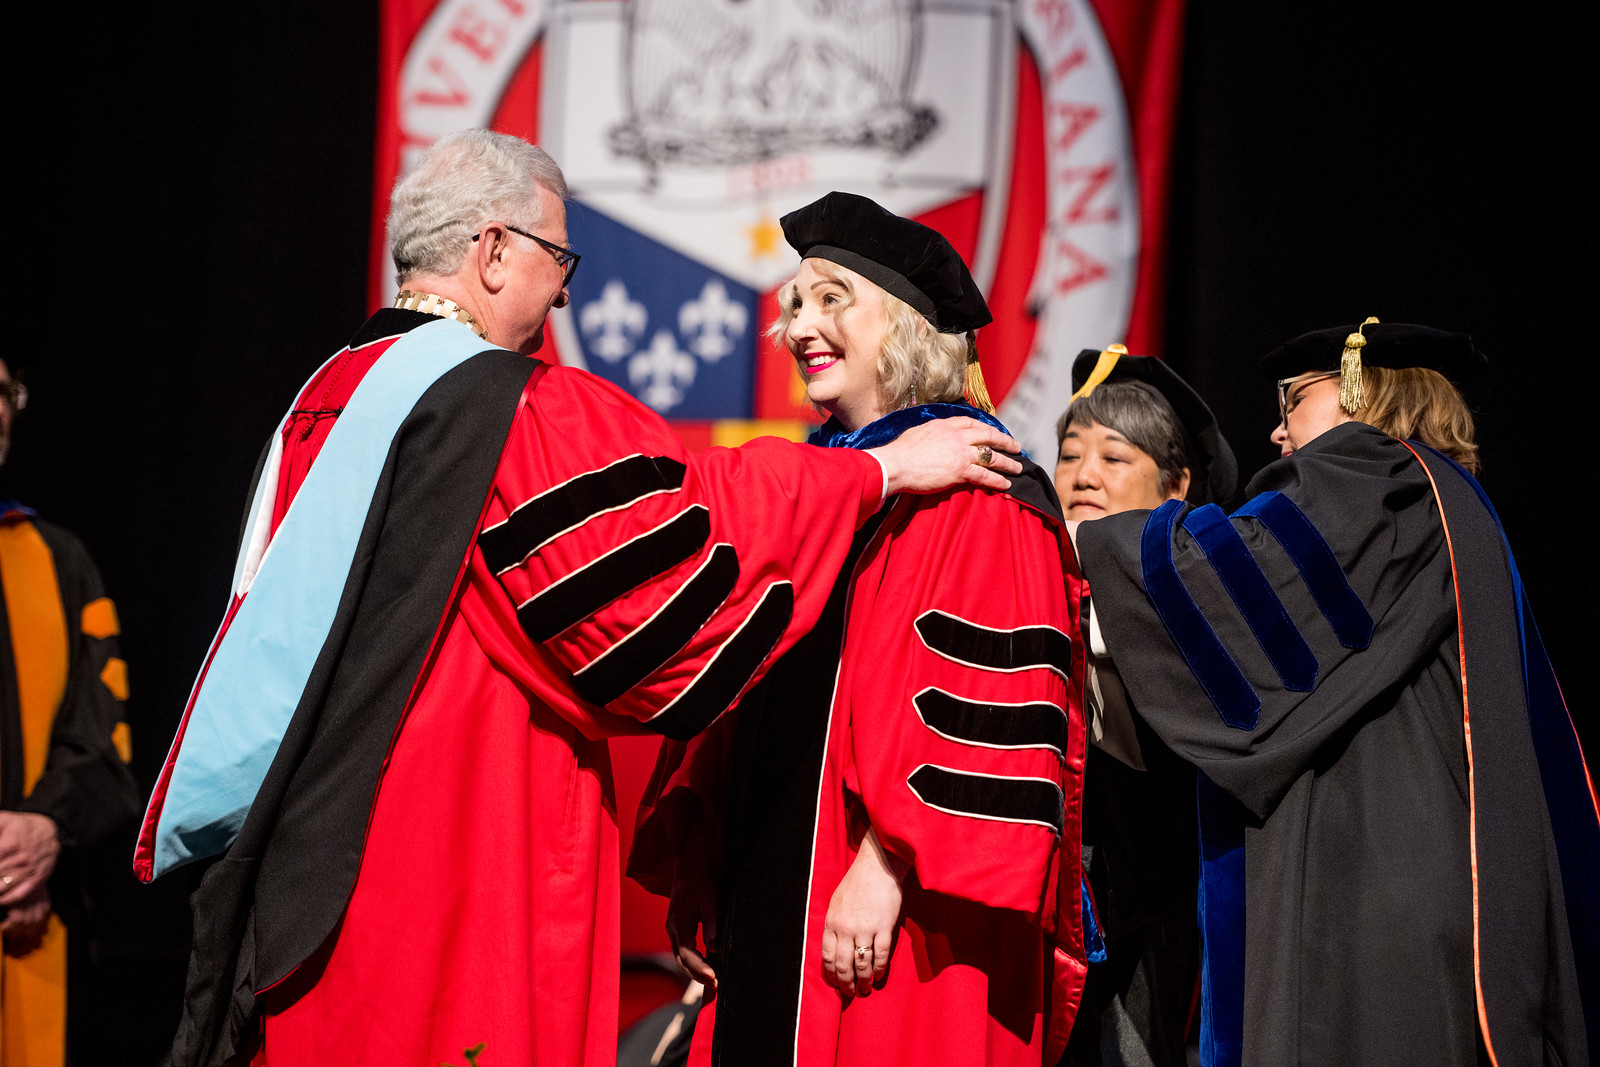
[1074,318,1596,1065]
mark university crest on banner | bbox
[375,0,1181,459]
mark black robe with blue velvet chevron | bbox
[1077,422,1595,1067]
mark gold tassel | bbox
[1070,344,1128,402]
[965,333,995,414]
[1338,316,1379,413]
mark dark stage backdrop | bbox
[10,2,1595,1062]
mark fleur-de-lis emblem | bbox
[678,279,748,362]
[630,330,698,412]
[580,279,648,361]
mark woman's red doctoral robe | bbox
[635,414,1090,1067]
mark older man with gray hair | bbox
[139,129,1021,1067]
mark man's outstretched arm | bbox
[868,415,1021,496]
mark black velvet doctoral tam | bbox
[779,190,992,333]
[1260,320,1487,382]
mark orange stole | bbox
[0,519,69,1067]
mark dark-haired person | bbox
[1054,346,1236,1067]
[1075,319,1597,1065]
[0,360,141,1066]
[633,192,1087,1067]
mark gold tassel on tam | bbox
[1339,316,1379,413]
[964,332,995,414]
[1070,344,1128,402]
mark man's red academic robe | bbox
[156,310,895,1067]
[633,408,1090,1067]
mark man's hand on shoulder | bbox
[868,416,1022,496]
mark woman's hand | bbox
[665,827,719,989]
[820,829,907,1000]
[666,877,718,989]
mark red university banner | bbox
[373,0,1186,461]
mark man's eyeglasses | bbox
[0,380,27,411]
[1276,370,1340,421]
[474,224,580,287]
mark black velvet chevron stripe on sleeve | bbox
[647,580,795,741]
[479,454,688,575]
[516,505,710,642]
[913,610,1072,678]
[913,687,1069,754]
[907,764,1065,832]
[570,542,740,707]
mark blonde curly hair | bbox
[1354,365,1480,473]
[768,260,969,414]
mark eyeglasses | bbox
[1276,370,1340,421]
[0,380,27,411]
[473,224,580,287]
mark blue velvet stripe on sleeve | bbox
[1140,500,1260,730]
[1196,771,1247,1067]
[1182,504,1318,692]
[1233,491,1373,650]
